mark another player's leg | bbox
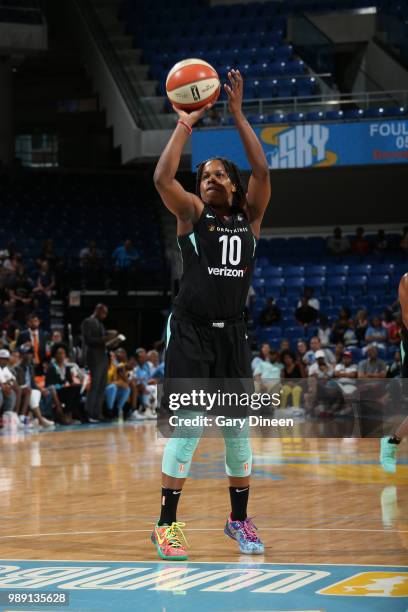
[223,433,264,554]
[380,417,408,473]
[380,342,408,473]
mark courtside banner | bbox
[192,119,408,170]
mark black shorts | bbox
[164,308,253,379]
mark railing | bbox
[213,89,408,120]
[71,0,158,130]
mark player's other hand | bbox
[172,103,212,127]
[224,69,243,116]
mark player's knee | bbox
[225,437,252,477]
[162,436,200,478]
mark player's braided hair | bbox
[196,157,247,214]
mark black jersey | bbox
[174,204,256,320]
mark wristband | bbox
[177,119,193,135]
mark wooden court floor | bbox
[0,422,407,565]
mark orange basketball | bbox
[166,58,221,111]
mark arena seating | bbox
[0,172,165,285]
[250,234,407,357]
[118,0,408,125]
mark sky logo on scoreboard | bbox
[260,125,337,169]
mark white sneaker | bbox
[144,407,157,420]
[40,418,55,428]
[128,410,146,421]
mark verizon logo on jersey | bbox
[208,266,246,277]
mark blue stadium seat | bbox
[263,266,283,278]
[295,77,316,97]
[282,265,305,277]
[343,108,365,119]
[305,265,327,276]
[325,110,345,120]
[367,275,390,291]
[285,277,306,294]
[319,296,333,309]
[384,106,408,117]
[306,111,325,121]
[327,276,347,291]
[365,107,387,118]
[286,111,305,122]
[347,275,368,294]
[304,276,326,291]
[285,326,307,343]
[326,264,349,276]
[265,278,285,291]
[349,264,372,275]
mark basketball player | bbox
[380,272,408,472]
[151,70,271,559]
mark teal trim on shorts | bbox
[166,313,173,349]
[401,340,405,364]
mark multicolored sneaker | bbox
[224,515,264,554]
[380,437,398,473]
[151,521,188,560]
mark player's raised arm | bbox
[224,69,271,235]
[153,105,210,223]
[399,273,408,328]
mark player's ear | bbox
[231,183,237,192]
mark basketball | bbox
[166,58,221,111]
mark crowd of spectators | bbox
[0,309,166,430]
[326,226,408,256]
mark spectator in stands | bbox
[253,350,281,395]
[295,340,308,377]
[0,348,17,414]
[251,342,272,372]
[354,309,369,344]
[37,239,58,272]
[382,310,401,345]
[327,227,350,255]
[15,346,55,428]
[80,240,103,268]
[400,226,408,255]
[295,296,318,328]
[280,350,303,408]
[308,350,334,379]
[132,347,157,420]
[343,323,358,347]
[279,338,291,354]
[364,316,388,348]
[317,315,331,347]
[304,336,335,368]
[358,344,387,379]
[113,239,139,295]
[113,239,139,270]
[33,261,55,299]
[7,262,34,326]
[334,342,345,364]
[334,350,358,398]
[331,307,353,344]
[17,313,48,374]
[298,287,320,311]
[351,227,370,256]
[259,297,281,326]
[202,107,222,127]
[387,350,401,378]
[373,229,389,254]
[45,343,83,424]
[80,240,103,288]
[105,352,130,419]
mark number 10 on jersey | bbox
[219,235,242,266]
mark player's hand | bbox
[172,103,212,128]
[224,69,243,116]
